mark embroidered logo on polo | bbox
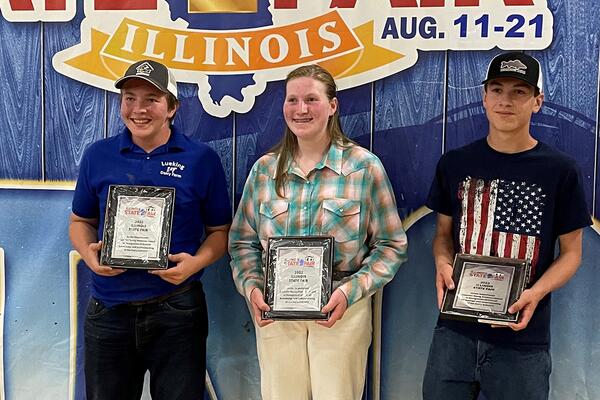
[500,60,528,75]
[135,62,154,76]
[159,161,185,178]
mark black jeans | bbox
[84,283,208,400]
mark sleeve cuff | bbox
[337,281,362,306]
[243,278,264,301]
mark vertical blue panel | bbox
[0,17,41,180]
[338,83,371,150]
[531,0,599,213]
[202,258,261,400]
[106,91,122,138]
[175,83,233,144]
[44,5,105,182]
[380,213,439,400]
[0,189,72,400]
[377,51,446,399]
[373,51,446,216]
[74,260,92,400]
[234,81,286,206]
[445,50,500,152]
[550,227,600,399]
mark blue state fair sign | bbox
[2,0,553,117]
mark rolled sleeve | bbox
[228,165,265,300]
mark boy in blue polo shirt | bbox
[69,60,231,400]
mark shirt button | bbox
[303,206,308,210]
[146,156,150,160]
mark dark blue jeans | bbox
[84,283,208,400]
[423,326,551,400]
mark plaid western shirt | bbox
[228,142,408,306]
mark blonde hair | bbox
[271,64,352,197]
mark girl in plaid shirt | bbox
[229,65,407,400]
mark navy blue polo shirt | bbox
[72,127,231,305]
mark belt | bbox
[332,270,354,281]
[127,283,196,306]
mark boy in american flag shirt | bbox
[423,52,591,400]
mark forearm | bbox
[229,243,264,299]
[189,227,230,273]
[528,250,581,299]
[433,233,454,269]
[68,219,99,266]
[525,229,583,301]
[506,230,583,331]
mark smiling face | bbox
[283,76,337,145]
[120,78,177,152]
[483,77,543,137]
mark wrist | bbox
[527,282,549,301]
[336,287,348,303]
[248,285,261,302]
[190,255,205,272]
[82,249,99,267]
[435,260,453,271]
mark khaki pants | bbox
[254,296,372,400]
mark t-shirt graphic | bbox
[458,177,546,276]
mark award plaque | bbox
[440,254,531,325]
[263,236,334,320]
[100,185,175,269]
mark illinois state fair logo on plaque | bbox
[440,253,531,325]
[263,236,334,320]
[100,185,175,270]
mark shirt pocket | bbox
[321,198,362,249]
[259,200,289,240]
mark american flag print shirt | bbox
[458,176,545,275]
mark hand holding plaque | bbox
[263,236,334,320]
[440,254,531,325]
[100,185,175,269]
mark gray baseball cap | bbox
[115,59,177,98]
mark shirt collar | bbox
[273,141,344,179]
[119,126,185,154]
[322,141,343,175]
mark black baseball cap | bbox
[482,52,543,93]
[115,59,178,98]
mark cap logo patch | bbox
[500,59,527,75]
[135,62,154,76]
